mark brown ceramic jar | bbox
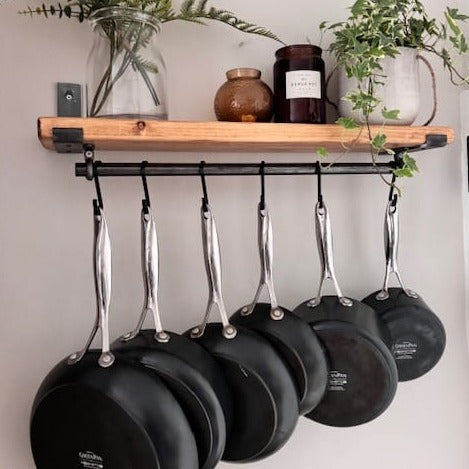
[214,68,274,122]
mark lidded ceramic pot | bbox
[214,68,274,122]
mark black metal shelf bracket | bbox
[52,128,84,153]
[73,133,448,179]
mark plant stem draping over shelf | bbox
[320,0,469,179]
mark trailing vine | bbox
[320,0,469,182]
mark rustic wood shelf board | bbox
[38,117,454,153]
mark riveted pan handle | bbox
[241,202,284,320]
[308,201,352,308]
[191,202,237,340]
[376,197,418,300]
[121,201,170,343]
[68,200,115,368]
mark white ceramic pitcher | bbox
[338,47,436,125]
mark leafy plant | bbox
[319,0,469,182]
[20,0,283,116]
[20,0,282,41]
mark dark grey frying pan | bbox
[186,171,299,462]
[362,194,446,381]
[112,176,231,469]
[31,198,198,469]
[293,175,398,427]
[231,167,328,415]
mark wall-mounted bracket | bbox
[392,133,447,157]
[52,128,83,153]
[391,133,448,169]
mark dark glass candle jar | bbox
[274,44,326,123]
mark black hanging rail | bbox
[76,161,396,177]
[74,134,448,179]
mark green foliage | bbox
[336,116,360,129]
[19,0,282,117]
[317,146,329,158]
[371,133,386,150]
[19,0,283,43]
[394,152,419,178]
[381,107,400,120]
[321,0,469,180]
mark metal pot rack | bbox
[75,134,448,180]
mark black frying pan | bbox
[112,186,231,469]
[30,200,198,469]
[293,187,398,427]
[231,168,328,415]
[362,195,445,381]
[187,174,299,462]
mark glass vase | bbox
[86,7,168,119]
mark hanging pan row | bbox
[30,162,446,469]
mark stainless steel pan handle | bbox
[241,202,284,320]
[69,201,115,368]
[191,203,237,340]
[122,201,170,343]
[308,201,352,308]
[376,198,418,300]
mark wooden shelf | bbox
[38,117,454,153]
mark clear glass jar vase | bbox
[86,7,168,119]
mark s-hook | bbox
[200,161,209,212]
[388,173,398,207]
[316,161,323,209]
[259,161,266,211]
[93,161,104,210]
[141,160,151,208]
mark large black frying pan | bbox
[187,172,299,462]
[112,179,231,469]
[231,166,328,415]
[362,194,445,381]
[293,179,398,427]
[31,199,198,469]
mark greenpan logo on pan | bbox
[79,451,104,469]
[328,370,348,391]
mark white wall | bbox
[2,1,469,468]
